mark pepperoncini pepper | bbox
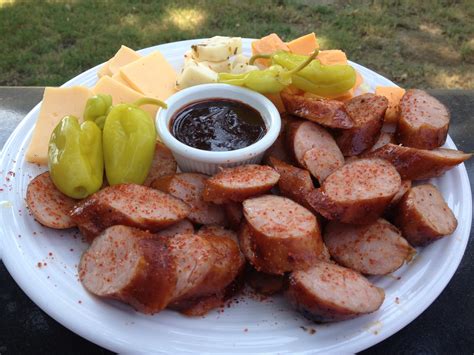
[48,116,103,199]
[218,50,318,94]
[83,94,112,129]
[103,98,166,186]
[247,51,356,97]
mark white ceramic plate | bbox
[0,39,471,354]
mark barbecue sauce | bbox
[171,99,266,151]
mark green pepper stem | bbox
[133,97,168,109]
[249,53,273,65]
[286,50,319,75]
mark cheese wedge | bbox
[317,50,348,65]
[287,33,319,56]
[108,45,141,76]
[93,76,158,119]
[26,86,94,165]
[120,51,177,101]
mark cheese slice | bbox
[112,72,133,88]
[93,76,158,119]
[26,86,94,165]
[98,59,112,78]
[108,45,141,76]
[119,51,177,101]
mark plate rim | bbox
[0,38,471,354]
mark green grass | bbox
[0,0,473,89]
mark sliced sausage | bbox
[79,225,177,314]
[26,172,76,229]
[269,157,316,212]
[243,195,324,274]
[71,184,190,239]
[393,184,457,246]
[368,132,395,152]
[397,89,449,149]
[169,231,244,312]
[307,158,401,224]
[78,221,103,243]
[324,219,416,275]
[286,120,344,182]
[156,219,194,238]
[286,261,385,322]
[364,143,472,180]
[223,202,243,230]
[143,141,177,186]
[336,93,388,156]
[202,164,280,204]
[281,91,354,129]
[245,265,286,296]
[263,133,292,165]
[197,224,239,243]
[152,173,227,226]
[387,180,411,210]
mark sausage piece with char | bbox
[243,195,324,274]
[26,172,77,229]
[393,184,457,246]
[156,219,194,238]
[307,158,401,224]
[143,141,178,186]
[79,225,177,314]
[286,261,385,322]
[202,164,280,204]
[336,93,388,156]
[286,120,344,182]
[71,184,190,239]
[324,219,415,275]
[152,173,227,226]
[281,91,354,129]
[397,89,449,149]
[364,143,471,180]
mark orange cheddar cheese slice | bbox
[108,45,141,76]
[93,76,158,119]
[375,86,406,124]
[287,33,319,56]
[251,33,289,67]
[264,93,286,113]
[26,86,94,165]
[119,51,177,101]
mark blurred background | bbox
[0,0,472,89]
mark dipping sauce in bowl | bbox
[170,99,266,152]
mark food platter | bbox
[0,38,471,354]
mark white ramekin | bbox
[156,83,281,175]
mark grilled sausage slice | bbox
[324,219,415,275]
[246,265,286,295]
[364,143,472,180]
[286,261,385,322]
[394,184,457,246]
[269,157,316,211]
[71,184,190,238]
[263,133,292,165]
[152,173,227,226]
[388,180,412,210]
[243,195,324,274]
[286,120,344,182]
[202,164,280,204]
[223,202,243,230]
[307,158,401,224]
[143,141,178,186]
[79,225,177,314]
[336,94,388,156]
[281,91,354,129]
[397,89,449,149]
[156,219,194,238]
[26,172,77,229]
[368,132,395,153]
